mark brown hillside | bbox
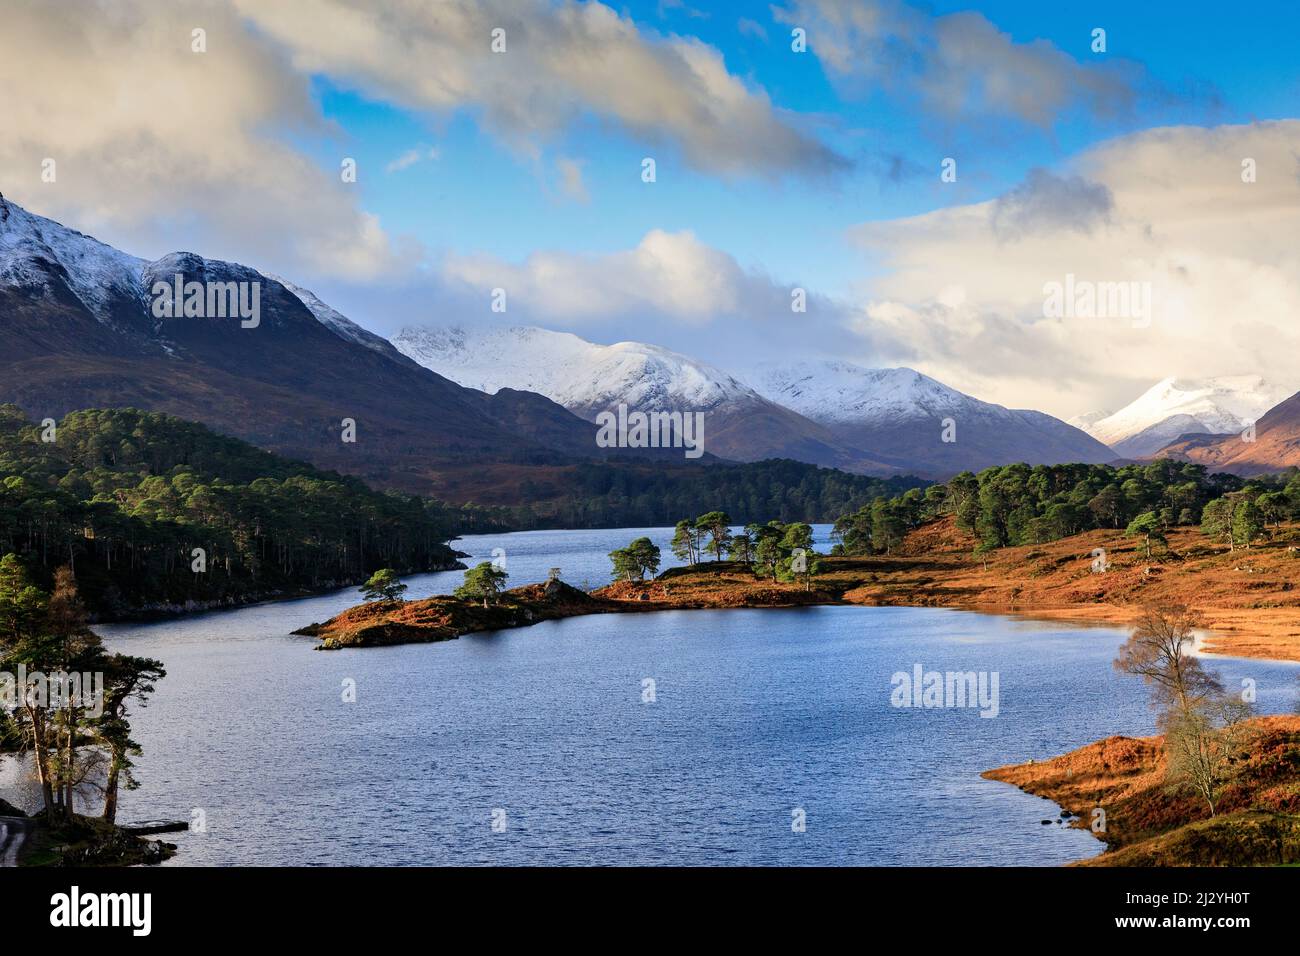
[1158,390,1300,475]
[833,515,1300,661]
[985,716,1300,866]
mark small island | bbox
[300,507,1300,663]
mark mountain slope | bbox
[753,361,1117,477]
[1077,376,1288,458]
[393,325,899,473]
[0,194,648,497]
[1158,389,1300,475]
[268,274,407,360]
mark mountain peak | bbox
[1079,375,1290,457]
[753,359,980,426]
[392,324,756,414]
[0,194,146,322]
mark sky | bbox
[1,0,1298,419]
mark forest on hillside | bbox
[498,459,923,529]
[832,459,1297,556]
[0,406,472,616]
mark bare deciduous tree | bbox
[1115,603,1253,817]
[1113,604,1222,713]
[1163,695,1255,817]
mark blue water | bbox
[9,528,1298,865]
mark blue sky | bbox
[311,0,1297,299]
[4,0,1299,415]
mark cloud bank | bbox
[773,0,1141,128]
[848,121,1300,417]
[0,0,408,281]
[0,0,842,288]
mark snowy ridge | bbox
[1079,376,1290,457]
[755,360,1030,426]
[0,194,400,357]
[270,275,397,355]
[392,325,759,416]
[0,193,145,321]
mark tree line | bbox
[830,459,1299,556]
[610,511,822,589]
[502,459,922,529]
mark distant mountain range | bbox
[0,193,664,502]
[752,360,1116,476]
[1070,376,1289,459]
[396,325,1116,478]
[393,326,890,474]
[9,193,1300,493]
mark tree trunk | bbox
[26,705,55,821]
[102,754,121,824]
[63,704,76,822]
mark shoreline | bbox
[300,518,1300,664]
[299,528,1300,867]
[82,515,1300,664]
[982,716,1300,866]
[87,559,468,625]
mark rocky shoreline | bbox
[0,802,178,867]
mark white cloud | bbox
[847,121,1300,417]
[0,0,841,291]
[304,229,861,370]
[0,0,412,281]
[773,0,1139,128]
[232,0,845,179]
[385,147,440,173]
[443,230,749,322]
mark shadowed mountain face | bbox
[1158,390,1300,475]
[752,362,1118,479]
[0,195,651,495]
[0,193,1118,495]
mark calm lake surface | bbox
[12,526,1299,866]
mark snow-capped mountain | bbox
[1077,376,1289,458]
[395,328,1117,478]
[1158,388,1300,476]
[756,362,979,426]
[0,192,638,495]
[394,326,757,417]
[392,325,884,471]
[269,275,402,358]
[0,192,147,326]
[753,360,1117,476]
